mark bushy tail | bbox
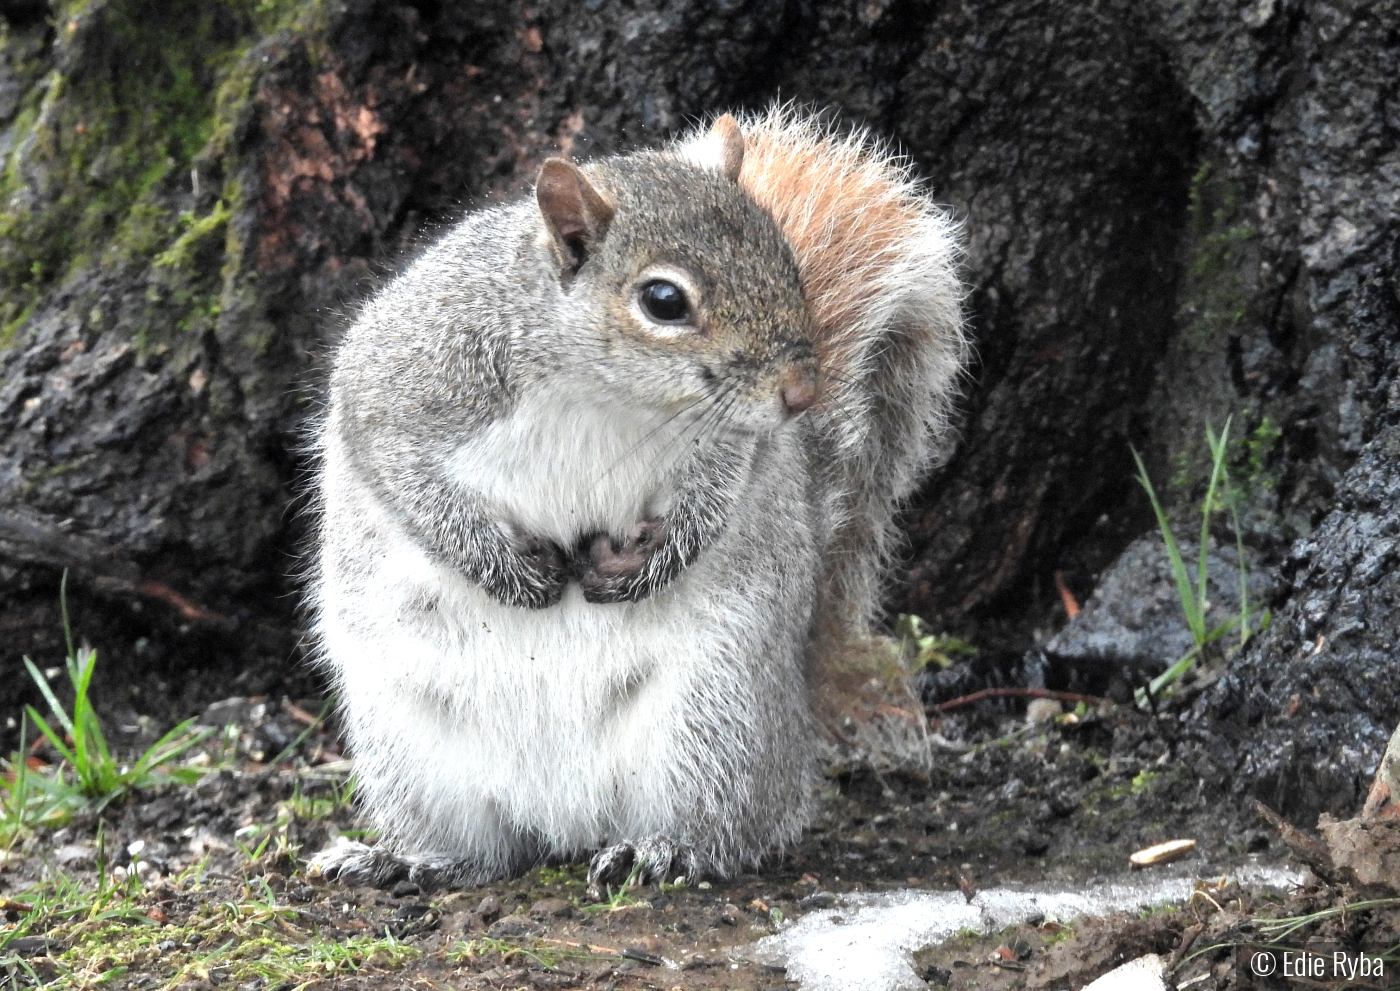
[680,107,967,654]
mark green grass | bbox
[580,868,648,915]
[284,776,355,822]
[1,575,212,844]
[534,864,587,888]
[1131,418,1267,705]
[1251,897,1400,943]
[0,864,424,990]
[895,614,978,671]
[1175,897,1400,972]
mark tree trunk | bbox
[1,0,1395,813]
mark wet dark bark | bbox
[0,0,1396,813]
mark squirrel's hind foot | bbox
[308,838,408,887]
[586,835,702,897]
[308,838,491,892]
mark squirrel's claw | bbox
[586,835,701,898]
[307,838,410,887]
[308,837,492,892]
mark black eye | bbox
[638,280,691,323]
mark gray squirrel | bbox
[307,108,965,891]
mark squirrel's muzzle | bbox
[778,366,819,416]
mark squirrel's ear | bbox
[709,114,745,183]
[536,158,614,276]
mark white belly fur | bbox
[444,383,691,542]
[313,387,816,873]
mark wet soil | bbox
[6,684,1370,991]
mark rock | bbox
[199,698,260,730]
[53,844,96,868]
[487,914,541,939]
[1041,535,1276,678]
[390,880,421,898]
[1200,429,1400,818]
[7,936,62,957]
[799,891,838,910]
[528,897,572,919]
[921,963,952,985]
[1018,830,1051,856]
[476,894,502,924]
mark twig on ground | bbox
[928,687,1109,713]
[135,580,234,627]
[1251,799,1339,882]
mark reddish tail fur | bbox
[679,108,966,718]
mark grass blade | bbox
[1199,417,1233,638]
[131,719,214,780]
[1132,447,1204,642]
[1205,418,1253,647]
[23,657,77,741]
[59,570,75,664]
[68,648,100,792]
[23,707,78,770]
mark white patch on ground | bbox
[1082,954,1166,991]
[742,865,1303,991]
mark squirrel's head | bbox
[533,116,820,434]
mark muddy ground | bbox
[4,676,1394,991]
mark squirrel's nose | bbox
[779,369,819,415]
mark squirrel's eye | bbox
[638,280,691,323]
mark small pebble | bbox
[621,947,664,966]
[1026,699,1063,724]
[921,964,952,985]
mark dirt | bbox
[11,678,1386,991]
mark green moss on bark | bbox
[1178,159,1257,349]
[0,0,323,349]
[1153,156,1272,508]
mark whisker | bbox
[582,394,712,498]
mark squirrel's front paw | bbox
[485,533,567,609]
[578,520,670,603]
